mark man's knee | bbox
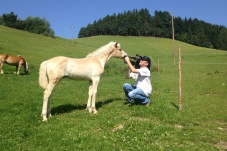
[123,83,130,89]
[128,91,135,99]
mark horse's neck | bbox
[97,54,112,68]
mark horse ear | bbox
[115,42,118,48]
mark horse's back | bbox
[45,56,104,80]
[11,55,26,63]
[46,56,69,71]
[67,57,104,80]
[1,55,26,65]
[43,56,72,80]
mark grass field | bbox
[0,25,227,150]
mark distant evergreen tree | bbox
[216,26,227,50]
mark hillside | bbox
[0,25,227,150]
[1,25,226,66]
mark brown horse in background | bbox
[0,54,29,75]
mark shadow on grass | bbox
[170,102,180,110]
[51,98,122,115]
[51,104,85,115]
[1,72,30,76]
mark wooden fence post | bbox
[158,59,160,76]
[178,45,182,111]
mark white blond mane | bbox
[86,42,120,58]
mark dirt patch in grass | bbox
[215,141,227,150]
[131,116,150,122]
[174,124,184,129]
[112,124,124,132]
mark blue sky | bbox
[1,0,226,39]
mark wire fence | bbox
[182,62,227,65]
[154,53,227,65]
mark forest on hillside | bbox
[78,9,227,51]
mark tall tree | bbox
[2,12,18,28]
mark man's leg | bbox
[128,88,149,104]
[123,83,136,103]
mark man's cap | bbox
[141,56,151,69]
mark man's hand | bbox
[124,56,130,63]
[124,56,139,73]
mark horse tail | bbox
[19,55,29,74]
[25,61,29,71]
[39,61,48,89]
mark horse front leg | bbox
[0,63,4,74]
[86,81,93,113]
[91,79,100,114]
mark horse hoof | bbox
[42,117,48,121]
[93,110,97,114]
[88,108,92,113]
[41,113,48,121]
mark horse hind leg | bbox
[16,64,22,75]
[41,81,58,121]
[47,99,52,118]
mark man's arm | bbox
[124,56,139,73]
[126,67,131,79]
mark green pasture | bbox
[0,25,227,150]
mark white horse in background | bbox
[39,41,127,121]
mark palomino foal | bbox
[39,41,127,121]
[0,54,29,74]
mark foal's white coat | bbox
[39,42,127,121]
